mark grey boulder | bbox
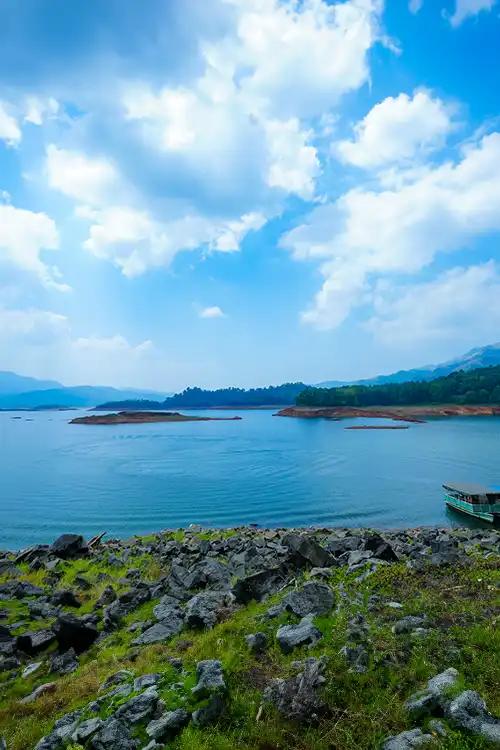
[382,728,434,749]
[192,659,226,698]
[90,717,138,750]
[264,656,327,722]
[282,582,335,617]
[146,708,190,740]
[276,616,322,654]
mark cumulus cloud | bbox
[0,307,69,344]
[368,262,500,345]
[449,0,496,27]
[335,90,454,169]
[199,305,225,319]
[42,0,382,276]
[0,101,21,146]
[0,204,68,290]
[282,132,500,329]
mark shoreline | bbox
[276,404,500,422]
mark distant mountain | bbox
[0,371,171,409]
[0,371,62,396]
[317,343,500,389]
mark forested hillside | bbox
[297,365,500,407]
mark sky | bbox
[1,0,500,390]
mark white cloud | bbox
[265,118,319,199]
[0,101,21,146]
[449,0,496,27]
[199,305,225,319]
[368,262,500,345]
[282,132,500,329]
[0,204,68,290]
[213,212,266,252]
[24,96,59,125]
[46,145,121,206]
[71,334,153,356]
[0,307,69,344]
[336,90,454,169]
[409,0,423,12]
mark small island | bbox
[70,410,243,425]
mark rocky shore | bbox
[0,526,498,749]
[276,405,500,422]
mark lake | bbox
[1,409,499,549]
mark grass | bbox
[0,539,498,750]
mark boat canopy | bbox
[443,482,500,502]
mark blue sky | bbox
[1,0,500,390]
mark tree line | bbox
[296,365,500,407]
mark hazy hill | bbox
[317,342,500,388]
[0,371,62,396]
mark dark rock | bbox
[246,632,268,654]
[324,536,362,556]
[152,595,182,622]
[90,717,138,750]
[146,708,190,740]
[192,694,225,727]
[100,670,134,691]
[133,616,184,646]
[346,613,369,642]
[263,656,327,722]
[445,690,500,741]
[392,615,428,634]
[50,590,81,608]
[276,616,322,654]
[49,534,87,560]
[282,582,335,617]
[339,644,369,673]
[283,533,334,568]
[28,600,60,619]
[50,647,79,675]
[364,535,399,562]
[185,591,231,629]
[22,661,43,678]
[134,673,161,691]
[72,718,103,743]
[96,586,117,607]
[192,659,226,698]
[54,614,98,654]
[35,710,82,749]
[104,585,150,629]
[115,689,159,724]
[17,628,56,655]
[232,565,291,604]
[382,728,434,749]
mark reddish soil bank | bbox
[71,411,243,425]
[275,404,500,423]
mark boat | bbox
[443,482,500,525]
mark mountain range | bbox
[1,342,500,409]
[0,372,170,410]
[316,343,500,388]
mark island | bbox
[70,410,243,425]
[275,404,500,422]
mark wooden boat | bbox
[443,482,500,524]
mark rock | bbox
[192,659,226,698]
[104,585,151,628]
[264,656,327,722]
[427,667,458,696]
[185,591,231,629]
[22,661,43,678]
[54,614,98,654]
[100,669,134,691]
[146,708,190,739]
[382,728,435,749]
[50,590,81,608]
[134,673,161,691]
[339,644,369,673]
[392,616,428,634]
[35,710,82,749]
[282,582,335,617]
[49,533,87,560]
[276,616,322,654]
[346,613,369,642]
[325,536,362,556]
[405,690,439,720]
[115,689,159,724]
[192,694,225,727]
[72,717,104,743]
[445,690,500,740]
[133,617,184,646]
[232,565,291,603]
[428,720,447,737]
[246,632,268,654]
[50,647,79,675]
[364,535,399,562]
[283,533,334,568]
[152,595,182,622]
[96,586,116,607]
[21,681,57,704]
[17,628,56,655]
[90,717,138,750]
[28,600,60,619]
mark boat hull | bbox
[445,498,495,524]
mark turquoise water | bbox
[1,409,499,549]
